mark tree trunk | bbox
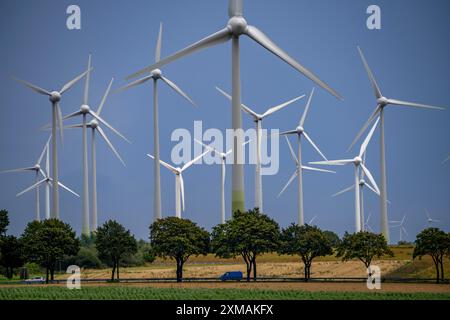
[111,261,116,281]
[176,259,183,283]
[252,257,257,282]
[50,268,54,281]
[433,257,440,284]
[117,260,120,281]
[307,263,311,280]
[46,267,49,284]
[440,258,445,282]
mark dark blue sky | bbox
[1,0,449,242]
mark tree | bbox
[279,224,333,281]
[0,235,24,279]
[150,217,209,282]
[211,208,280,282]
[21,219,79,283]
[0,209,9,237]
[336,231,393,273]
[95,220,137,281]
[322,230,341,247]
[413,228,450,283]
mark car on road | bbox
[23,277,45,284]
[220,271,243,281]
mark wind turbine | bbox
[390,214,408,242]
[1,138,49,221]
[13,67,91,219]
[348,46,445,242]
[278,88,331,225]
[278,136,335,225]
[65,78,127,232]
[364,212,374,232]
[147,150,210,218]
[311,117,381,232]
[308,215,318,225]
[194,138,251,224]
[119,23,196,222]
[332,153,380,231]
[126,0,342,214]
[425,209,440,227]
[16,141,80,220]
[216,86,305,212]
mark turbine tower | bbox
[147,151,209,218]
[278,136,334,225]
[216,86,304,212]
[1,138,49,221]
[348,46,445,242]
[65,78,127,232]
[278,88,330,225]
[311,117,380,232]
[13,68,90,219]
[126,0,341,214]
[120,23,196,222]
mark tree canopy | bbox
[0,235,24,279]
[95,220,137,281]
[211,208,280,281]
[0,209,9,237]
[150,217,209,282]
[279,224,333,280]
[21,219,79,283]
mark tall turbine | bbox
[194,138,251,223]
[65,78,127,232]
[348,46,445,242]
[13,68,90,219]
[147,151,209,218]
[1,138,49,221]
[216,86,304,212]
[120,23,196,222]
[311,117,380,232]
[390,214,407,242]
[278,136,334,225]
[126,0,342,214]
[278,88,330,224]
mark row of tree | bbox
[1,208,449,283]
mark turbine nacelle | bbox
[296,126,305,134]
[151,69,162,79]
[354,156,363,165]
[80,104,90,114]
[34,164,41,171]
[227,16,248,36]
[359,179,366,186]
[377,96,389,106]
[49,91,61,103]
[89,119,99,128]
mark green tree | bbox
[211,208,280,282]
[21,219,79,283]
[323,230,341,247]
[413,228,450,283]
[95,220,137,281]
[0,235,24,279]
[150,217,209,282]
[0,209,9,236]
[279,224,333,281]
[336,231,393,272]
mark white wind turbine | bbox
[311,117,381,232]
[348,46,445,242]
[364,212,374,232]
[390,214,408,242]
[278,136,335,225]
[147,150,210,218]
[194,138,251,224]
[278,88,331,225]
[331,153,380,231]
[65,78,127,232]
[126,0,341,214]
[425,209,440,227]
[120,23,196,222]
[1,138,49,221]
[216,86,305,212]
[13,67,91,219]
[16,139,80,220]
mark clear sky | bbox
[0,0,449,242]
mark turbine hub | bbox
[151,69,162,79]
[35,164,41,170]
[354,156,363,165]
[49,91,61,102]
[90,119,99,128]
[228,16,248,36]
[81,104,90,113]
[359,179,366,186]
[296,126,304,134]
[377,97,389,106]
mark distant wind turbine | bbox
[425,209,440,227]
[390,214,408,242]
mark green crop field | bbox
[0,286,449,300]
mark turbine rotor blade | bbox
[309,159,353,166]
[179,174,185,211]
[332,185,354,197]
[245,25,342,100]
[262,94,305,119]
[278,170,297,198]
[160,76,196,107]
[280,130,298,136]
[117,75,153,92]
[216,86,259,118]
[60,68,92,95]
[83,54,92,105]
[387,98,445,110]
[63,110,83,120]
[97,126,126,167]
[12,77,51,96]
[155,23,163,63]
[127,27,232,80]
[56,103,64,144]
[57,181,80,197]
[147,154,178,173]
[300,88,315,127]
[357,46,382,99]
[365,181,380,196]
[89,111,131,144]
[359,116,380,157]
[360,164,379,194]
[182,150,210,172]
[302,165,335,174]
[16,179,47,197]
[284,136,298,165]
[97,78,114,116]
[1,167,36,174]
[348,104,381,151]
[303,131,327,161]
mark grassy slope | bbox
[0,286,449,300]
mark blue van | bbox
[220,271,243,281]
